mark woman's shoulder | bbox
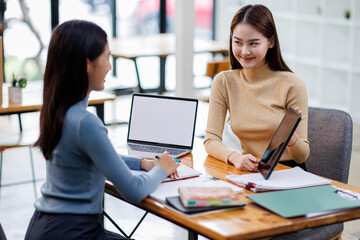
[213,69,240,85]
[66,102,102,128]
[275,70,305,87]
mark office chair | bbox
[273,107,353,240]
[0,131,39,199]
[0,222,6,240]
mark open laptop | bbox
[257,107,302,180]
[119,93,198,159]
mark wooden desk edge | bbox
[105,182,193,225]
[88,97,115,105]
[0,105,42,114]
[0,94,115,114]
[111,50,227,60]
[104,165,360,240]
[104,182,229,240]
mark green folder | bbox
[247,185,360,218]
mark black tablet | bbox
[257,108,302,180]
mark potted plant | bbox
[8,73,27,105]
[345,9,351,19]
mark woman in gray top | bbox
[25,20,178,240]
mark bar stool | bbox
[0,131,38,198]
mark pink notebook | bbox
[178,186,242,207]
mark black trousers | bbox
[25,210,127,240]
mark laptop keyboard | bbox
[128,144,186,156]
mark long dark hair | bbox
[35,20,108,160]
[229,4,291,72]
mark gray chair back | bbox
[0,223,6,240]
[306,107,353,183]
[273,107,353,240]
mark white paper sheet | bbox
[131,164,202,182]
[226,167,331,192]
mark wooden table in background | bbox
[109,33,228,94]
[105,137,360,240]
[0,82,116,130]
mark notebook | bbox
[257,107,301,179]
[165,196,245,218]
[149,175,243,203]
[118,94,198,158]
[178,186,242,207]
[226,166,331,192]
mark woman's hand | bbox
[140,158,156,171]
[140,155,179,179]
[168,169,179,180]
[228,151,259,171]
[288,107,302,146]
[155,151,179,178]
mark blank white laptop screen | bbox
[128,94,198,148]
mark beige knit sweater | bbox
[204,64,310,164]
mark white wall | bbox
[214,0,360,123]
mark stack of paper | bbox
[226,167,331,192]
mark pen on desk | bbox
[245,182,256,191]
[335,188,360,200]
[173,157,181,163]
[210,176,220,181]
[155,155,181,163]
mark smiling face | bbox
[232,23,274,69]
[87,42,112,95]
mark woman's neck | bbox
[242,64,272,83]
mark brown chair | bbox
[0,130,39,198]
[198,58,231,103]
[205,57,231,79]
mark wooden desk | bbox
[109,33,228,94]
[0,82,116,130]
[105,138,360,240]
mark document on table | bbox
[131,163,202,182]
[150,176,243,203]
[226,167,331,192]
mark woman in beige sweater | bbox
[204,4,310,171]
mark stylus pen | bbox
[155,155,181,163]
